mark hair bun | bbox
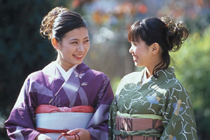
[160,16,189,52]
[176,20,188,40]
[160,17,176,36]
[40,7,69,39]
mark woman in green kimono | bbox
[109,17,198,140]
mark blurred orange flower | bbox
[72,0,80,9]
[138,4,147,14]
[92,10,110,25]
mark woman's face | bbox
[129,39,151,67]
[57,27,90,69]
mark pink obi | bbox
[115,115,164,140]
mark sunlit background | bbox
[0,0,210,139]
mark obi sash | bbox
[114,111,164,140]
[35,105,94,140]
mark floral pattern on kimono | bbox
[109,67,197,140]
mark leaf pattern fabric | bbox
[109,67,198,140]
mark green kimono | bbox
[109,67,198,140]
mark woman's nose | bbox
[77,44,85,52]
[129,46,133,53]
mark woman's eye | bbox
[85,40,89,43]
[131,42,136,46]
[71,42,78,44]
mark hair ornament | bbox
[176,20,186,28]
[53,11,58,15]
[160,17,176,36]
[139,21,143,27]
[50,7,69,17]
[40,7,70,39]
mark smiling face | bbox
[129,39,151,67]
[53,27,90,71]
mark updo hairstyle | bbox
[40,7,87,41]
[128,17,189,77]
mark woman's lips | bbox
[132,55,137,61]
[74,54,84,60]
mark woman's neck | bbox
[56,56,73,72]
[146,62,167,79]
[145,67,153,79]
[145,56,166,79]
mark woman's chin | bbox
[135,63,144,67]
[134,62,140,67]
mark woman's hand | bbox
[64,128,91,140]
[35,134,52,140]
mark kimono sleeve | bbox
[108,75,127,140]
[161,83,198,140]
[108,99,117,140]
[4,76,40,140]
[86,74,114,140]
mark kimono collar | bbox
[132,67,176,91]
[138,67,175,85]
[74,62,90,74]
[55,62,78,81]
[42,62,90,81]
[150,67,176,82]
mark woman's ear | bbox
[51,38,60,50]
[151,43,161,55]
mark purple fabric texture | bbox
[5,62,114,140]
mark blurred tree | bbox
[0,0,70,139]
[157,0,210,33]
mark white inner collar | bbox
[55,62,78,81]
[142,69,152,85]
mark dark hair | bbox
[40,7,87,41]
[128,17,189,77]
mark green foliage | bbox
[110,77,121,95]
[170,26,210,139]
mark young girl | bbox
[109,17,198,140]
[5,7,114,140]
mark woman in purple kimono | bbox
[5,7,114,140]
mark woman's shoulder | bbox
[159,75,188,98]
[91,69,107,77]
[163,70,184,89]
[78,63,110,79]
[25,70,44,82]
[90,69,110,82]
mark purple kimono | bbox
[5,62,114,140]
